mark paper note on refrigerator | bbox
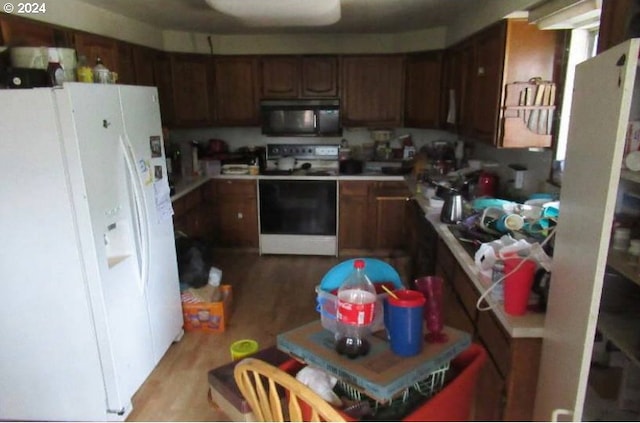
[154,180,174,222]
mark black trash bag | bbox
[175,235,211,289]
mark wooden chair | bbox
[233,357,346,422]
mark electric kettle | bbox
[440,189,464,224]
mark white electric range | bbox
[259,143,340,256]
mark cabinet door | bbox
[341,55,405,127]
[74,32,118,75]
[301,56,338,97]
[261,56,299,98]
[534,39,639,421]
[338,181,373,252]
[217,201,258,247]
[443,42,475,135]
[471,22,505,143]
[211,179,258,248]
[116,42,135,85]
[170,53,214,127]
[153,52,175,125]
[405,51,443,128]
[213,56,260,126]
[475,358,506,421]
[0,15,58,46]
[372,182,410,250]
[597,0,638,54]
[132,45,156,86]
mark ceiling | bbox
[72,0,482,35]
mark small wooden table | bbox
[277,321,471,403]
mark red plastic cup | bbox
[503,258,537,316]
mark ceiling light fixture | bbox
[204,0,341,27]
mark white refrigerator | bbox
[534,39,640,420]
[0,83,183,421]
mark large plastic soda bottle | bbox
[335,259,377,358]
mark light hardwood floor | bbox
[126,251,343,421]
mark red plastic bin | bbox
[279,343,487,422]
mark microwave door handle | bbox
[313,113,318,129]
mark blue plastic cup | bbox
[383,290,426,357]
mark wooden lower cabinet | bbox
[408,200,437,281]
[208,179,258,249]
[435,238,541,421]
[172,185,209,239]
[338,180,372,251]
[338,180,410,255]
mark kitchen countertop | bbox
[406,177,545,338]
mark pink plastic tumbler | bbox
[414,276,448,343]
[503,258,537,316]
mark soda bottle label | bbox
[336,290,376,326]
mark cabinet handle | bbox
[377,196,409,201]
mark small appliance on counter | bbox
[477,169,499,197]
[2,67,49,88]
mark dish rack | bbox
[336,361,451,420]
[502,79,556,148]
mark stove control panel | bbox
[267,144,339,160]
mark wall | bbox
[169,124,555,199]
[162,28,447,55]
[3,0,540,53]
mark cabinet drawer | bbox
[477,310,510,378]
[452,268,479,323]
[339,180,371,196]
[216,179,256,198]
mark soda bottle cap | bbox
[354,259,365,269]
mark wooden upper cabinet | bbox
[261,56,300,98]
[153,52,175,125]
[441,42,473,135]
[213,56,260,126]
[341,55,405,127]
[260,55,338,99]
[598,0,640,54]
[116,42,135,85]
[0,15,61,46]
[463,19,560,147]
[471,22,506,143]
[170,53,214,127]
[132,45,156,86]
[74,32,118,75]
[301,56,338,97]
[404,51,443,129]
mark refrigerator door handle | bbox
[120,134,151,292]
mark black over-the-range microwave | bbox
[260,99,342,137]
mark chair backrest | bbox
[233,357,346,422]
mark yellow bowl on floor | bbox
[230,339,259,361]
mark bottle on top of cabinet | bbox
[46,49,64,87]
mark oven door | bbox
[259,179,337,255]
